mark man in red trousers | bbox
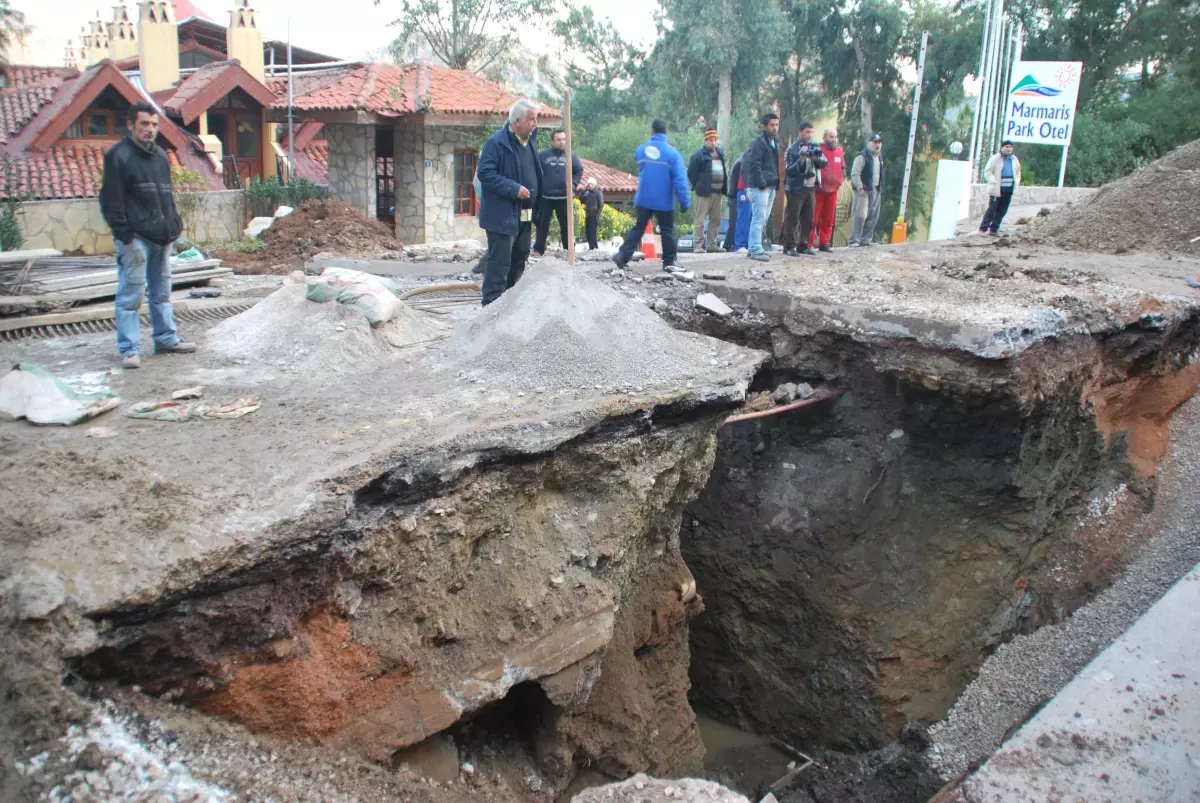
[809,128,845,252]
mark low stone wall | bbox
[968,184,1097,218]
[17,190,246,255]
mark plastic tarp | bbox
[0,364,119,426]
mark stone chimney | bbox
[226,0,265,84]
[85,15,110,66]
[65,39,83,69]
[137,0,179,93]
[108,3,138,63]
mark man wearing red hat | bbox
[687,130,728,253]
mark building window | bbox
[454,150,478,215]
[65,111,118,139]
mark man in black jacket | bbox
[742,113,780,262]
[579,177,604,250]
[99,102,195,369]
[477,99,543,305]
[781,121,826,256]
[686,130,727,253]
[533,128,584,256]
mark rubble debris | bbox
[172,386,203,400]
[696,293,733,316]
[306,268,404,326]
[1025,138,1200,255]
[0,363,119,425]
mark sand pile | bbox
[219,199,404,273]
[1026,139,1200,255]
[208,284,444,374]
[439,264,740,391]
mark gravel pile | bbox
[207,284,444,376]
[572,773,751,803]
[1024,138,1200,255]
[928,393,1200,778]
[439,263,744,391]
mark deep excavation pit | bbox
[3,253,1200,802]
[670,292,1200,801]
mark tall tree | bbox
[643,0,787,143]
[379,0,552,73]
[0,0,28,63]
[552,5,644,112]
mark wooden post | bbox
[564,89,575,266]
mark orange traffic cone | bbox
[641,219,658,260]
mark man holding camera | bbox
[782,121,825,257]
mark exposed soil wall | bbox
[66,414,724,794]
[677,306,1200,753]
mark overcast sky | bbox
[12,0,658,67]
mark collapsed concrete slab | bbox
[0,264,765,799]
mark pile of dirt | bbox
[437,263,746,392]
[1025,139,1200,255]
[206,283,445,374]
[216,199,403,274]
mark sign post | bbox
[1001,61,1082,186]
[564,89,575,266]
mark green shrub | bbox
[231,237,266,254]
[245,176,330,218]
[546,199,638,246]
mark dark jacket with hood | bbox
[477,125,545,236]
[536,146,584,201]
[687,145,728,197]
[742,132,780,191]
[784,138,827,194]
[99,136,183,246]
[727,158,743,199]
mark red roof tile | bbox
[160,59,276,124]
[172,0,213,21]
[269,61,561,120]
[0,143,186,200]
[0,61,222,199]
[291,142,328,184]
[579,157,637,195]
[0,67,77,145]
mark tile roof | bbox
[172,0,213,22]
[0,67,77,145]
[579,157,637,195]
[269,61,561,120]
[159,59,277,124]
[0,61,222,200]
[0,142,185,200]
[291,142,328,185]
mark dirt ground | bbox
[212,198,404,274]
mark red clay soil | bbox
[1087,360,1200,478]
[214,198,403,274]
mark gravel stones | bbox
[571,773,751,802]
[929,393,1200,779]
[438,264,747,392]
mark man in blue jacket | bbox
[614,119,691,271]
[476,99,544,305]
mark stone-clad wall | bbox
[17,190,245,255]
[393,122,425,245]
[422,127,485,244]
[326,124,376,220]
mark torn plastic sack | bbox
[305,267,402,326]
[126,396,262,422]
[0,363,120,426]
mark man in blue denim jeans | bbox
[99,102,196,368]
[742,113,781,262]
